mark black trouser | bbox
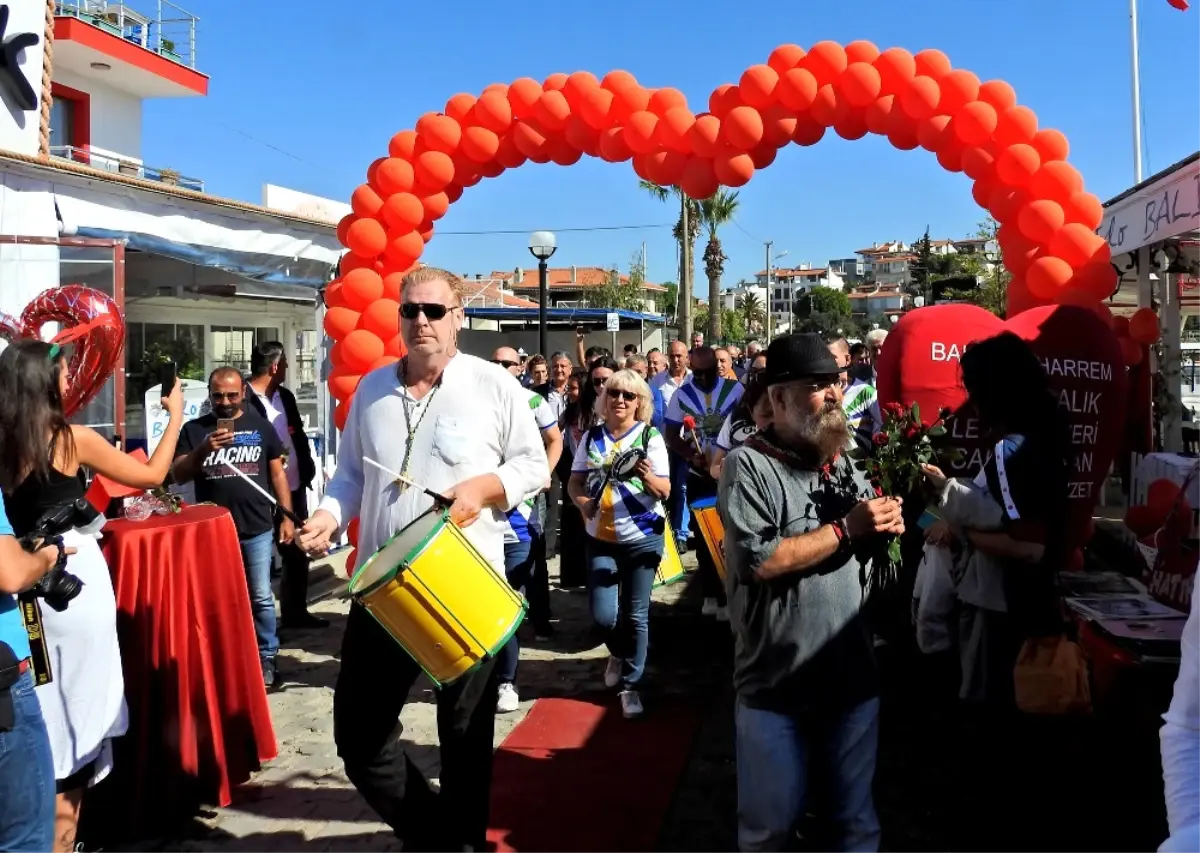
[275,487,311,623]
[559,500,588,588]
[687,471,725,605]
[542,471,563,559]
[333,604,499,851]
[527,520,552,628]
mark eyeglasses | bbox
[210,391,240,400]
[797,378,841,394]
[607,389,638,402]
[592,377,609,388]
[400,302,453,321]
[491,359,519,369]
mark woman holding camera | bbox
[0,340,183,852]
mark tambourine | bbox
[587,446,648,499]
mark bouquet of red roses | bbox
[849,401,955,587]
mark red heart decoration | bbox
[877,304,1128,553]
[0,286,125,418]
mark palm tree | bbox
[699,189,740,340]
[736,290,766,335]
[640,180,701,340]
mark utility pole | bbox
[679,195,692,342]
[1129,0,1144,184]
[764,241,774,343]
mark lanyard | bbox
[399,359,441,480]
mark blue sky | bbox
[144,0,1199,292]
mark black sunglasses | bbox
[400,302,452,321]
[491,359,519,369]
[592,376,608,387]
[607,389,638,402]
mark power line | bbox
[436,223,674,236]
[215,122,324,169]
[731,216,764,244]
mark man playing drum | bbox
[298,267,548,852]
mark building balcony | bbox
[50,144,204,192]
[53,1,208,97]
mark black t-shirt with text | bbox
[177,411,283,537]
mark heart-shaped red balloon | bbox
[0,285,125,418]
[877,304,1128,552]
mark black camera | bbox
[20,499,95,612]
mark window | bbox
[126,322,205,404]
[49,98,74,150]
[48,83,89,155]
[211,326,280,376]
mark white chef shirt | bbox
[249,386,301,492]
[1161,570,1200,850]
[650,370,691,408]
[319,352,548,575]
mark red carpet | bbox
[487,696,701,852]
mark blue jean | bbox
[668,455,690,536]
[586,534,663,689]
[0,670,56,852]
[241,530,279,663]
[735,697,881,852]
[497,538,536,684]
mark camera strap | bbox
[18,593,53,686]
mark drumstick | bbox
[221,462,304,525]
[363,457,452,506]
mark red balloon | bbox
[739,64,780,109]
[341,329,385,374]
[328,368,361,403]
[388,130,418,160]
[809,85,847,127]
[1048,223,1105,267]
[900,75,941,120]
[1129,307,1160,344]
[324,307,361,341]
[1027,256,1073,298]
[656,107,696,151]
[913,48,951,80]
[995,143,1041,188]
[342,268,384,311]
[955,101,998,145]
[937,69,980,114]
[624,111,660,154]
[578,86,614,129]
[723,105,765,149]
[422,191,450,221]
[1112,315,1130,338]
[1074,260,1119,300]
[1017,199,1065,244]
[680,157,718,199]
[565,116,602,156]
[351,185,384,219]
[381,192,425,231]
[415,113,462,155]
[839,62,882,107]
[1032,128,1069,162]
[535,90,572,130]
[508,77,544,119]
[445,93,476,122]
[994,105,1038,146]
[648,87,688,115]
[414,150,456,192]
[598,127,633,162]
[803,41,849,84]
[713,150,755,187]
[791,115,826,146]
[460,126,500,163]
[334,400,351,433]
[1120,337,1144,366]
[834,112,870,141]
[777,68,819,111]
[1063,191,1104,229]
[961,146,996,180]
[373,158,416,196]
[916,115,950,152]
[874,47,916,94]
[345,218,388,258]
[845,40,880,64]
[768,44,806,74]
[358,299,401,340]
[1030,161,1084,200]
[978,80,1017,112]
[473,91,513,133]
[689,115,723,157]
[644,149,687,186]
[748,140,778,168]
[13,285,124,417]
[760,104,798,147]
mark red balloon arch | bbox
[324,40,1130,431]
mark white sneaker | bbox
[716,605,729,622]
[701,597,719,616]
[496,682,519,713]
[619,689,644,718]
[603,655,622,688]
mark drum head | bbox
[610,447,647,481]
[348,509,444,596]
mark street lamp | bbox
[529,231,557,359]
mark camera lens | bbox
[35,568,85,612]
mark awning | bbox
[52,179,342,287]
[464,307,666,327]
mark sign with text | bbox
[1097,156,1200,254]
[878,304,1128,553]
[145,379,210,456]
[606,312,620,332]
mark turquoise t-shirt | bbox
[0,500,29,661]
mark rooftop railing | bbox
[55,0,198,69]
[49,145,204,192]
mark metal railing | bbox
[49,145,204,192]
[55,0,198,69]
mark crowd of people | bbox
[0,263,1195,853]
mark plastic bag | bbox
[913,542,958,654]
[1013,634,1093,715]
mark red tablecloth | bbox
[98,504,277,829]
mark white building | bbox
[0,1,342,449]
[753,263,846,324]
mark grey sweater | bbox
[718,440,879,714]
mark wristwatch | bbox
[830,517,852,545]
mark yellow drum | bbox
[347,509,526,687]
[691,496,727,582]
[654,524,686,588]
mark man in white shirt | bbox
[245,341,326,630]
[298,267,547,852]
[651,340,693,538]
[1161,572,1199,852]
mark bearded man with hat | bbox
[718,333,905,853]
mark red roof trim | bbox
[54,17,209,95]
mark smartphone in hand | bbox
[158,361,178,394]
[217,418,236,434]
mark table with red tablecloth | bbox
[90,504,277,836]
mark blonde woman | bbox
[567,369,671,718]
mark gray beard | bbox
[780,405,849,463]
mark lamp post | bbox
[529,231,557,359]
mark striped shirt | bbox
[843,380,882,450]
[505,391,558,544]
[571,421,670,543]
[665,377,744,453]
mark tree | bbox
[736,290,766,335]
[691,306,746,344]
[659,281,678,320]
[909,227,934,299]
[699,189,740,340]
[940,217,1009,316]
[792,285,853,337]
[586,254,647,311]
[640,180,701,340]
[804,285,852,317]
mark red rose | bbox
[682,415,697,430]
[883,402,906,417]
[905,424,921,439]
[872,432,889,447]
[873,484,884,497]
